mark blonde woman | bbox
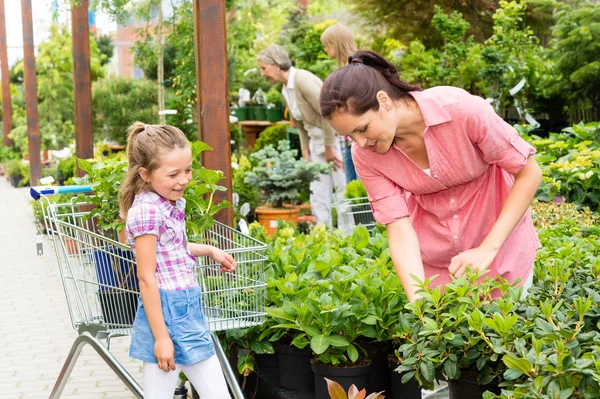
[321,24,359,183]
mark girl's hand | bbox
[154,337,176,372]
[448,246,499,278]
[212,248,236,273]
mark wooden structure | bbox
[192,0,233,226]
[20,0,41,185]
[72,0,94,169]
[0,0,12,147]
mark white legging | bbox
[143,355,231,399]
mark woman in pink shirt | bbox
[319,50,542,302]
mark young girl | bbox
[118,122,235,398]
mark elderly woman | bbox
[258,45,353,233]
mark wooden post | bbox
[192,0,233,226]
[157,0,165,125]
[21,0,41,185]
[0,0,12,147]
[72,0,94,172]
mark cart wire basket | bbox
[31,185,267,399]
[334,196,375,230]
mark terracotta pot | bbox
[63,237,79,255]
[255,205,299,235]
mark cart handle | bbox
[30,185,92,200]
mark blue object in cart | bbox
[93,246,138,291]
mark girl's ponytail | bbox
[321,50,421,119]
[118,122,149,220]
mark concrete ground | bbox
[0,179,143,398]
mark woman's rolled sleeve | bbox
[126,202,162,238]
[465,96,536,174]
[353,147,409,225]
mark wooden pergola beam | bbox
[192,0,233,226]
[0,0,12,147]
[72,0,94,171]
[21,0,41,185]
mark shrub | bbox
[254,124,289,151]
[92,77,158,144]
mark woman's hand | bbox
[448,246,499,278]
[325,145,343,171]
[154,337,176,372]
[302,149,311,163]
[211,247,237,273]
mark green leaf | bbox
[77,158,93,174]
[311,334,330,354]
[419,361,435,383]
[347,344,359,362]
[328,335,349,348]
[502,355,533,376]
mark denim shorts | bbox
[129,286,215,365]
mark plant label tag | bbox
[238,219,250,235]
[270,220,277,228]
[36,234,43,256]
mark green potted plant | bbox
[5,159,23,187]
[245,99,257,121]
[229,91,248,122]
[394,271,525,396]
[265,87,284,123]
[56,155,76,186]
[244,140,330,234]
[252,89,268,121]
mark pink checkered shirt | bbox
[126,191,197,291]
[352,86,541,290]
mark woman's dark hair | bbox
[320,50,421,120]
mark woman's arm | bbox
[387,217,426,302]
[449,155,542,277]
[135,234,175,372]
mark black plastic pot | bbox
[448,372,501,399]
[276,343,314,392]
[256,353,279,369]
[364,341,392,394]
[311,359,372,399]
[388,358,421,399]
[10,175,21,187]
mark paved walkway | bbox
[0,179,142,398]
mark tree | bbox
[92,77,158,144]
[96,34,115,66]
[478,0,543,118]
[550,3,600,120]
[347,0,500,47]
[34,24,105,150]
[398,6,483,92]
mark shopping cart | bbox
[31,185,268,398]
[334,196,376,230]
